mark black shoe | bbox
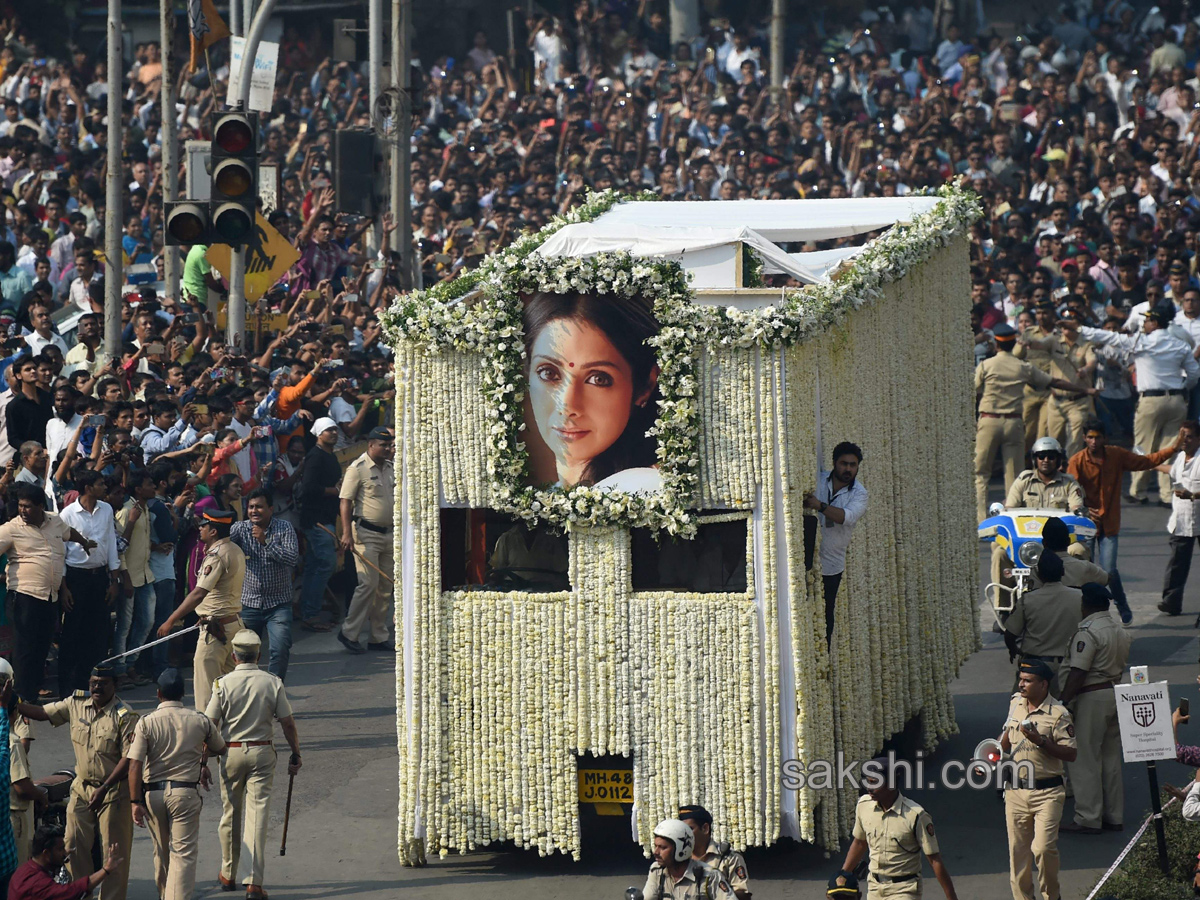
[337,632,366,655]
[1158,601,1182,616]
[1102,822,1124,831]
[1060,822,1103,834]
[367,641,395,651]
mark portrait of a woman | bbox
[522,290,663,493]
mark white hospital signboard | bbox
[1114,681,1176,763]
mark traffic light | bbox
[164,201,210,246]
[210,111,258,247]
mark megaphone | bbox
[970,738,1005,778]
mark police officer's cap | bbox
[992,323,1018,342]
[1036,298,1058,311]
[1081,582,1112,609]
[1148,303,1175,325]
[827,871,862,899]
[90,662,118,681]
[678,804,712,826]
[201,508,236,525]
[1018,658,1055,683]
[367,426,394,442]
[231,630,262,651]
[1035,548,1065,583]
[157,667,185,694]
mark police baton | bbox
[280,770,295,856]
[97,623,202,666]
[315,523,394,585]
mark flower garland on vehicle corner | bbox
[380,182,980,533]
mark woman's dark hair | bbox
[214,473,242,500]
[522,291,661,487]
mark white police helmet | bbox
[653,819,695,863]
[0,658,12,682]
[1031,436,1064,460]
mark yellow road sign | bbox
[206,213,300,302]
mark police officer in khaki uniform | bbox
[643,819,737,900]
[16,663,136,900]
[990,437,1091,590]
[975,324,1096,522]
[999,658,1077,900]
[1013,300,1062,452]
[205,631,302,900]
[1059,584,1132,833]
[678,805,750,900]
[126,668,226,900]
[1004,553,1082,696]
[1045,310,1098,457]
[157,508,248,713]
[1032,518,1109,589]
[337,427,395,653]
[1,658,41,865]
[837,759,959,899]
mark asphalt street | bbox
[23,491,1200,900]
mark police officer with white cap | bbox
[337,426,395,653]
[205,630,301,900]
[642,819,737,900]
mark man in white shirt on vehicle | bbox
[803,441,869,646]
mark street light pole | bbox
[161,0,180,300]
[104,0,123,358]
[390,0,412,289]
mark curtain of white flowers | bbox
[392,235,977,862]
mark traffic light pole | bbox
[225,0,275,353]
[104,0,123,359]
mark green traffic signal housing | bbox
[209,111,259,247]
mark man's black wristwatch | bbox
[819,501,828,513]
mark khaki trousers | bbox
[10,804,32,863]
[1005,785,1064,900]
[976,417,1025,522]
[867,873,922,899]
[1130,393,1186,500]
[1068,689,1124,828]
[1047,396,1095,458]
[146,785,203,900]
[1023,392,1052,453]
[65,783,132,900]
[341,525,393,645]
[193,618,246,712]
[219,744,276,887]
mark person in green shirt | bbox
[181,244,225,307]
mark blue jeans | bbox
[149,579,176,678]
[113,581,155,674]
[300,524,337,621]
[1090,534,1131,622]
[1097,395,1135,440]
[240,604,294,681]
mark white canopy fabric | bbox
[775,246,869,280]
[592,196,941,242]
[534,223,828,284]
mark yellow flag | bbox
[187,0,230,75]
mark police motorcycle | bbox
[977,505,1096,629]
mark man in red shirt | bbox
[1067,418,1182,624]
[8,825,121,900]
